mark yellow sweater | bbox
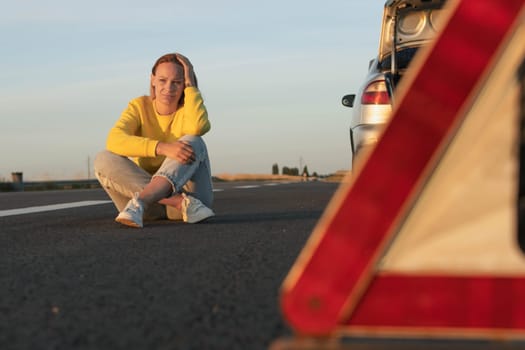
[106,87,210,174]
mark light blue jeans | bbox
[94,135,213,220]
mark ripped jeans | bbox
[94,135,214,220]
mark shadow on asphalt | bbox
[205,210,324,224]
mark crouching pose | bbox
[94,53,214,228]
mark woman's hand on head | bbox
[156,140,195,164]
[175,53,196,87]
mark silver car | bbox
[343,0,447,161]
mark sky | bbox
[0,0,384,181]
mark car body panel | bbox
[344,0,447,161]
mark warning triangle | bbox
[280,0,525,340]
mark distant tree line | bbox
[272,163,316,177]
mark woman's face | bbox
[151,62,185,108]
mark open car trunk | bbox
[379,0,447,90]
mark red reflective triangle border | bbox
[280,0,525,337]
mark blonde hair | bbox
[149,53,198,106]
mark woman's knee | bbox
[94,150,135,179]
[179,135,201,142]
[179,135,206,147]
[179,135,207,156]
[94,150,110,173]
[94,150,119,173]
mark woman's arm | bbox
[175,54,211,136]
[181,87,211,136]
[106,99,159,158]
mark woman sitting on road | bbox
[94,53,214,228]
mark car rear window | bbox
[379,47,420,71]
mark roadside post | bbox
[11,172,24,192]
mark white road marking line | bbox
[0,182,290,217]
[0,200,112,217]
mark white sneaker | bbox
[115,193,144,228]
[181,194,215,223]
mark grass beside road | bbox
[213,171,350,183]
[0,171,350,192]
[213,173,307,182]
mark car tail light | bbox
[361,80,390,105]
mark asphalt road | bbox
[2,181,524,350]
[0,180,337,350]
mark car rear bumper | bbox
[350,123,385,157]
